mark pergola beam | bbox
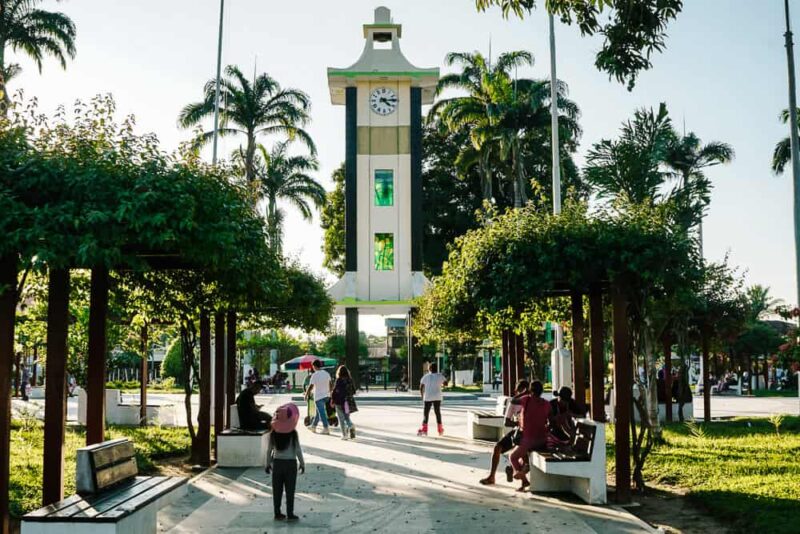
[589,286,605,422]
[214,312,225,459]
[663,333,672,423]
[571,292,586,407]
[225,310,237,427]
[197,312,211,466]
[0,256,17,534]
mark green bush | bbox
[105,380,140,390]
[161,339,185,384]
[156,377,176,390]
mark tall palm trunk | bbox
[0,43,8,116]
[267,196,281,255]
[479,151,493,203]
[245,132,257,186]
[511,141,527,208]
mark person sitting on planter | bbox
[237,380,272,430]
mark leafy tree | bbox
[178,65,315,188]
[323,332,368,361]
[239,330,304,374]
[745,285,782,323]
[246,141,324,254]
[0,0,76,112]
[320,164,345,277]
[474,0,683,90]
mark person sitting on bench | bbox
[547,386,585,449]
[237,380,272,430]
[479,379,529,486]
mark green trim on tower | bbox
[345,87,358,272]
[328,70,439,78]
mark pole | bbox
[140,324,148,426]
[785,0,800,316]
[548,12,566,353]
[211,0,225,165]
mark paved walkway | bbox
[158,398,651,533]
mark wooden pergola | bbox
[0,256,242,531]
[497,283,634,503]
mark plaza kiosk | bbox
[326,7,438,386]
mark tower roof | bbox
[327,6,439,105]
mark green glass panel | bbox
[374,233,394,271]
[374,170,394,206]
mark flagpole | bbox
[212,0,225,165]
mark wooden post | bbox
[43,268,70,505]
[663,334,673,423]
[140,325,148,427]
[571,292,586,407]
[0,256,18,534]
[507,331,517,391]
[515,332,525,385]
[612,284,631,504]
[197,312,211,466]
[86,267,109,445]
[214,312,225,459]
[701,328,711,423]
[225,310,236,425]
[588,286,605,422]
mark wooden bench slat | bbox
[95,477,187,520]
[23,493,87,518]
[95,457,139,491]
[46,477,164,520]
[91,441,136,470]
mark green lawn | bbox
[608,416,800,533]
[752,389,799,398]
[9,421,190,519]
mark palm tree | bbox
[0,0,77,112]
[248,141,324,254]
[665,132,734,252]
[585,103,676,206]
[431,50,533,203]
[771,108,799,174]
[178,65,316,187]
[745,285,782,322]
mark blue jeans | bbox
[312,397,330,428]
[335,405,353,436]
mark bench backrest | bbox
[76,438,138,495]
[571,421,597,460]
[495,396,510,416]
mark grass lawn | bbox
[9,420,190,519]
[607,416,800,533]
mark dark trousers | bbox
[423,400,442,425]
[272,459,298,515]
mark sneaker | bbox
[505,465,514,483]
[341,434,349,440]
[287,514,299,522]
[309,426,317,433]
[275,513,286,521]
[320,427,330,435]
[350,426,356,439]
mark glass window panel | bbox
[374,169,394,206]
[374,233,394,271]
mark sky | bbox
[12,1,800,334]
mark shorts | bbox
[497,429,518,453]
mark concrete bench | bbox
[77,389,178,427]
[528,419,606,504]
[467,396,509,441]
[216,429,270,467]
[22,438,187,534]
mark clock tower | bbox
[327,7,438,385]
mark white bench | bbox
[77,389,177,427]
[467,396,509,441]
[528,419,606,504]
[22,438,187,534]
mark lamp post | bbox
[785,0,800,318]
[211,0,225,166]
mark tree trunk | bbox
[179,321,197,449]
[479,152,493,203]
[245,132,257,188]
[642,326,661,440]
[0,255,18,534]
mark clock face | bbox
[370,87,398,115]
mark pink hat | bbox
[271,403,299,433]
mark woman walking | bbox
[265,403,305,521]
[332,365,358,440]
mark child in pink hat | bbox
[265,403,305,521]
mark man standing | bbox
[417,363,448,436]
[20,363,29,401]
[509,380,550,490]
[307,360,332,435]
[479,380,529,485]
[236,380,272,430]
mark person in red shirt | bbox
[509,380,550,489]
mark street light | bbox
[785,0,800,319]
[211,0,225,166]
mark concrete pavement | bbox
[157,397,652,534]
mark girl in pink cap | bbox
[265,403,305,521]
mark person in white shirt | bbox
[307,359,332,435]
[417,363,448,436]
